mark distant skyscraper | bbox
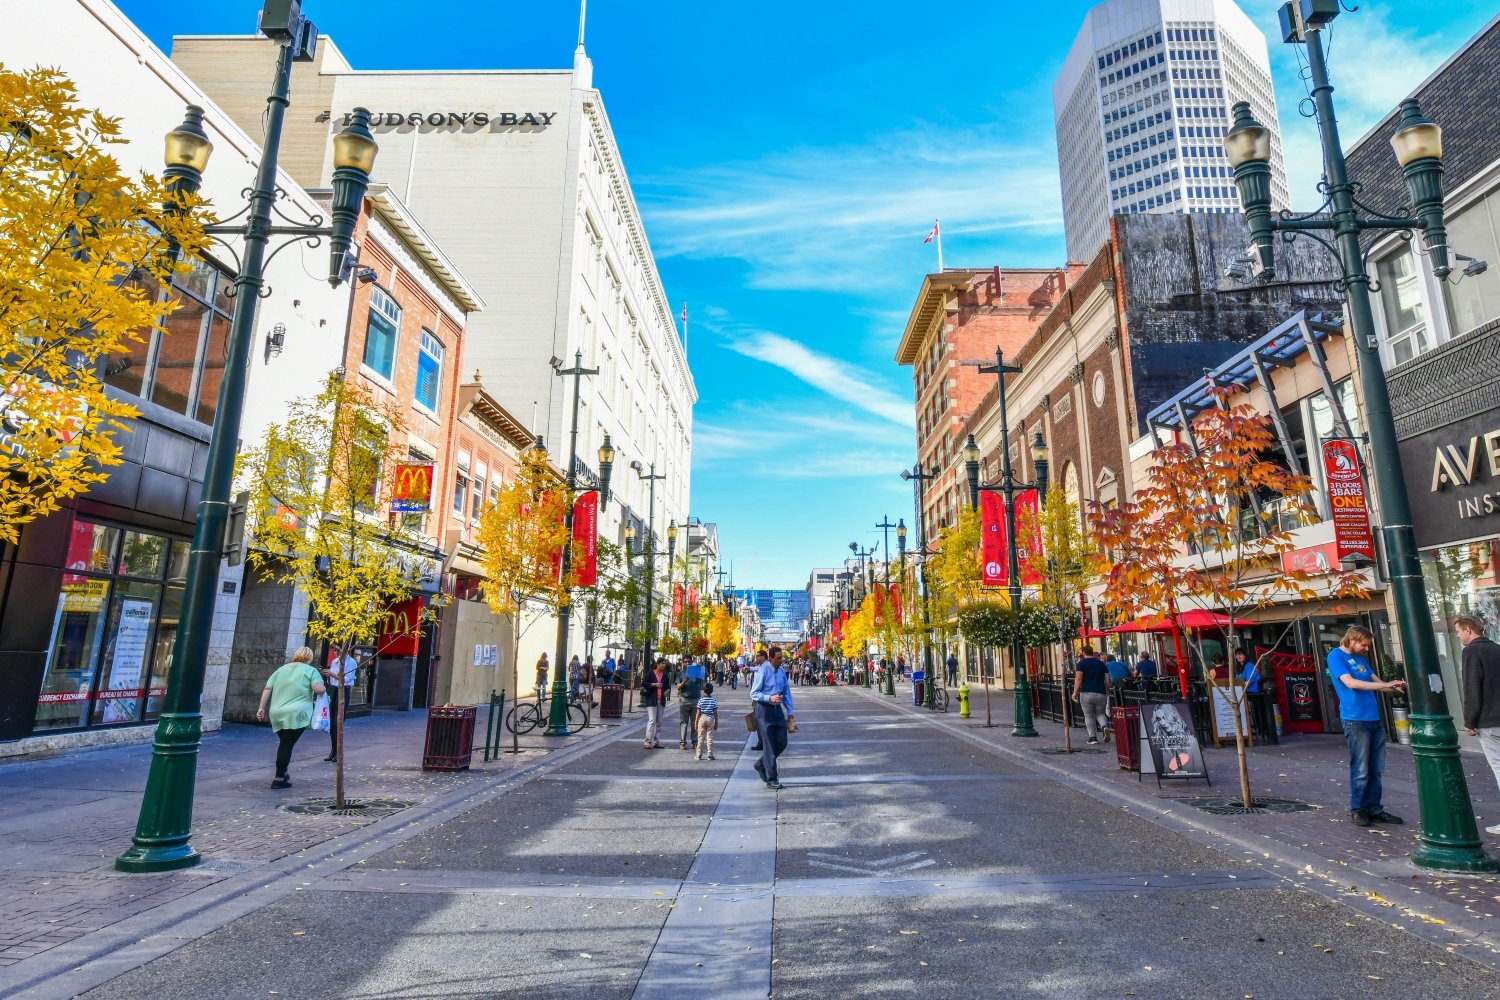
[733,590,810,643]
[1053,0,1290,261]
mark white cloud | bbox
[638,121,1064,295]
[724,331,913,427]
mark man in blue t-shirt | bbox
[1072,647,1112,744]
[1133,654,1158,680]
[1328,625,1406,827]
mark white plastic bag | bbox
[311,693,331,732]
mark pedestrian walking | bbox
[256,647,326,789]
[603,652,617,684]
[946,651,959,685]
[677,661,703,750]
[747,650,768,750]
[641,658,670,749]
[695,682,719,760]
[750,646,795,789]
[322,643,359,762]
[535,652,549,696]
[568,655,583,700]
[1457,615,1500,834]
[1327,625,1406,827]
[1072,646,1111,744]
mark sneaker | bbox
[1368,810,1404,825]
[767,780,784,790]
[754,760,767,782]
[1086,737,1099,745]
[271,776,291,789]
[708,753,716,760]
[695,753,703,760]
[644,742,653,749]
[1485,823,1500,835]
[1351,810,1372,827]
[679,741,687,750]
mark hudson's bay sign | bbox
[316,110,557,128]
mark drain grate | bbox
[280,796,414,819]
[1181,796,1316,816]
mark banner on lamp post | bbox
[1014,488,1044,586]
[980,490,1008,587]
[672,584,684,628]
[873,583,886,626]
[890,583,902,624]
[1321,440,1376,564]
[571,490,598,586]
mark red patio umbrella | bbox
[1172,609,1257,629]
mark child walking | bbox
[695,683,719,761]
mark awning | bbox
[1107,610,1256,633]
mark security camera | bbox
[1457,253,1489,279]
[630,459,643,473]
[1223,254,1256,283]
[900,469,912,481]
[356,266,379,284]
[548,355,563,370]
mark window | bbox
[1443,189,1500,337]
[103,257,234,425]
[1376,250,1429,364]
[363,286,401,381]
[472,468,485,520]
[414,329,443,413]
[453,472,468,515]
[34,520,188,734]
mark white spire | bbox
[577,0,588,50]
[573,0,593,89]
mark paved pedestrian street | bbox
[4,685,1500,999]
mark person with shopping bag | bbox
[257,647,326,789]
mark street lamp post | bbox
[901,465,939,708]
[118,2,378,873]
[630,461,667,691]
[666,521,679,667]
[963,360,1049,739]
[544,351,611,736]
[1223,2,1494,874]
[849,542,880,691]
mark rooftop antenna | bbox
[577,0,587,50]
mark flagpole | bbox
[681,302,689,357]
[935,218,943,273]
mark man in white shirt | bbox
[323,644,359,762]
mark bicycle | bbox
[931,686,950,713]
[505,687,590,734]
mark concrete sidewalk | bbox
[853,681,1500,962]
[0,699,640,972]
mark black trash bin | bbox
[422,705,476,771]
[599,685,623,719]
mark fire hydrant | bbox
[958,681,971,718]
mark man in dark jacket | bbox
[1458,615,1500,835]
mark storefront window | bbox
[1422,539,1500,704]
[33,518,188,734]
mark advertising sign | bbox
[1321,441,1375,564]
[1280,541,1341,576]
[391,463,435,513]
[378,597,424,656]
[572,490,599,586]
[1141,702,1209,787]
[1398,410,1500,548]
[979,491,1007,587]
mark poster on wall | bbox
[101,598,153,722]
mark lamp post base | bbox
[115,711,205,872]
[543,679,572,736]
[1011,675,1039,738]
[1407,714,1499,872]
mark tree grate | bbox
[1181,796,1315,816]
[279,796,414,819]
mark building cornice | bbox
[895,272,977,365]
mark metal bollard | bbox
[958,682,971,718]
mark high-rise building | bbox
[732,590,810,644]
[1054,0,1290,262]
[805,568,838,622]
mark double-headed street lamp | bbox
[963,352,1049,739]
[848,541,880,691]
[118,1,378,874]
[900,464,939,707]
[629,461,668,683]
[1222,1,1493,872]
[544,350,613,737]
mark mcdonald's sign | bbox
[392,463,435,512]
[378,597,425,656]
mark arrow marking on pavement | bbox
[805,849,937,877]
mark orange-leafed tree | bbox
[1091,388,1367,808]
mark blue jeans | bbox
[1343,719,1386,815]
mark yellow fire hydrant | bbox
[958,681,971,718]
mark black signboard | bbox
[1284,671,1322,724]
[1139,702,1210,788]
[1397,408,1500,550]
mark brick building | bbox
[895,266,1088,543]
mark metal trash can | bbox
[422,705,477,771]
[1111,705,1141,771]
[599,684,623,719]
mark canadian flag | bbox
[923,221,940,245]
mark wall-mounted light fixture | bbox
[265,321,286,362]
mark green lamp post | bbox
[118,1,378,873]
[964,412,1048,739]
[1221,1,1494,873]
[900,465,939,704]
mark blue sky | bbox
[115,0,1497,588]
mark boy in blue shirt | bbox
[1328,625,1406,828]
[695,683,719,760]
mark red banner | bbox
[1282,540,1341,576]
[1322,441,1376,564]
[980,490,1007,587]
[672,584,684,627]
[873,583,886,626]
[1014,488,1045,586]
[378,597,424,656]
[688,584,699,608]
[571,490,598,586]
[808,634,820,651]
[890,583,903,624]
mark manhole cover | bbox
[1182,796,1316,816]
[1036,747,1111,755]
[280,797,414,818]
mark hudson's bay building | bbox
[1054,0,1290,261]
[176,32,695,667]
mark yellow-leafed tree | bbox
[706,603,740,658]
[0,66,206,544]
[239,374,438,807]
